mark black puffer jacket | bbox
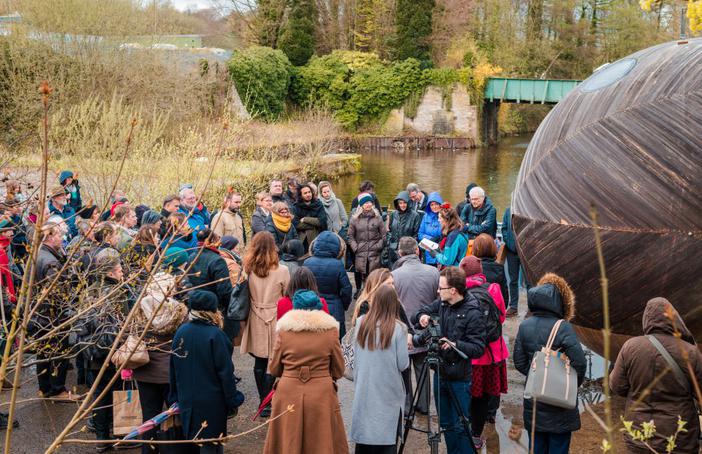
[293,199,328,232]
[513,274,586,434]
[388,191,422,251]
[481,257,508,305]
[414,295,486,380]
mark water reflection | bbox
[333,134,532,215]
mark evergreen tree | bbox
[255,0,287,48]
[278,0,317,66]
[394,0,435,65]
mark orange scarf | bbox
[272,212,292,233]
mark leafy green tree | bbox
[394,0,435,65]
[278,0,317,65]
[228,46,293,120]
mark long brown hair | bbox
[472,233,497,258]
[243,231,279,278]
[353,268,392,323]
[440,207,463,235]
[356,284,402,351]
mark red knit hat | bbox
[459,255,482,277]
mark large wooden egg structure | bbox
[512,38,702,355]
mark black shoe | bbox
[95,442,111,453]
[0,413,18,430]
[113,442,140,450]
[353,289,362,300]
[260,404,271,418]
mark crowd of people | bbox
[0,172,699,454]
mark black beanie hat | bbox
[188,290,218,312]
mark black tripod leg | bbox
[444,381,479,454]
[398,359,430,454]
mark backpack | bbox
[468,283,502,345]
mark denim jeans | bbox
[505,249,521,310]
[528,431,572,454]
[433,377,472,454]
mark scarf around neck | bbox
[272,212,292,233]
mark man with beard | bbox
[292,183,328,250]
[211,191,247,254]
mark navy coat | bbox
[187,247,233,312]
[513,283,586,433]
[303,232,352,337]
[169,320,242,439]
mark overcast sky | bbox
[171,0,213,11]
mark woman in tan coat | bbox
[264,290,348,454]
[241,231,290,417]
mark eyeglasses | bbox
[438,287,452,291]
[279,209,289,213]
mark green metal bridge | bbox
[482,77,581,143]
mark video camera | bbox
[412,315,443,354]
[412,314,468,360]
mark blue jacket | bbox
[169,319,243,439]
[435,230,468,267]
[49,201,78,239]
[179,204,211,233]
[418,192,443,265]
[502,207,516,252]
[59,170,83,212]
[460,197,497,239]
[303,232,352,338]
[161,233,198,252]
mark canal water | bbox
[333,134,532,215]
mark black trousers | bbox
[88,367,122,440]
[138,381,170,454]
[471,394,491,437]
[36,355,69,396]
[355,444,396,454]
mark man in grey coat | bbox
[392,237,440,414]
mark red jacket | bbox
[466,274,508,365]
[0,237,16,303]
[277,296,329,320]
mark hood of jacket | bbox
[424,192,443,218]
[527,273,575,320]
[393,191,411,211]
[312,231,340,258]
[643,297,695,344]
[276,308,339,333]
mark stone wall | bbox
[383,83,478,140]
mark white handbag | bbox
[523,319,577,409]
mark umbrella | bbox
[252,389,275,421]
[121,403,180,441]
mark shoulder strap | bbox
[544,319,564,351]
[646,334,691,393]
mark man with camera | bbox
[414,267,486,454]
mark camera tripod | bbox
[398,345,478,454]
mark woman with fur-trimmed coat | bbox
[348,193,386,282]
[264,290,348,454]
[512,273,587,454]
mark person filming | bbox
[413,267,486,454]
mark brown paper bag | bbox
[495,243,507,265]
[113,388,143,436]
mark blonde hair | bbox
[352,268,392,325]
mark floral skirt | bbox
[471,360,508,397]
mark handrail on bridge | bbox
[484,77,581,104]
